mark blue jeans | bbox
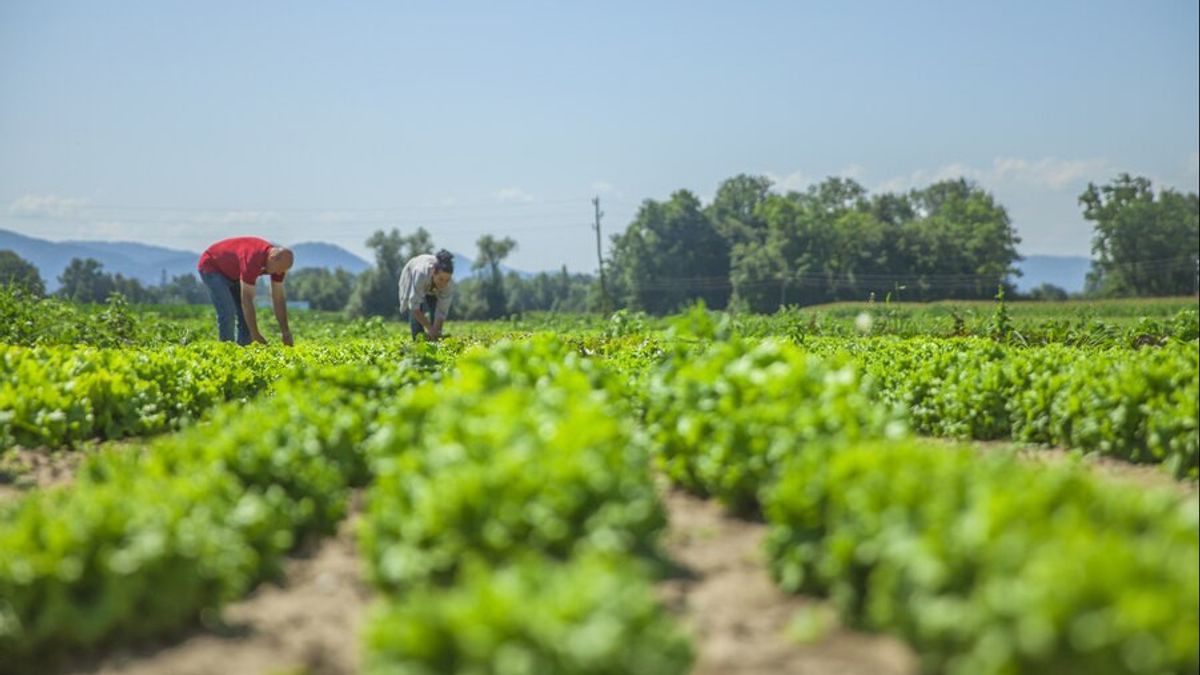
[409,294,438,340]
[201,271,251,345]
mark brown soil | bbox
[70,495,370,675]
[953,438,1198,497]
[657,486,918,675]
[0,446,91,502]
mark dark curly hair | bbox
[434,249,455,274]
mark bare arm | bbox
[271,281,292,346]
[411,306,434,337]
[240,281,266,344]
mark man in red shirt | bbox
[197,236,295,346]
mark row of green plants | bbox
[0,288,197,348]
[643,333,1198,674]
[824,337,1200,477]
[0,340,455,451]
[599,300,1199,347]
[0,361,432,670]
[764,439,1199,675]
[0,287,423,348]
[357,337,692,674]
[640,305,1199,476]
[9,283,1196,350]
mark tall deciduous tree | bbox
[0,249,45,297]
[472,234,517,319]
[289,267,356,311]
[1081,174,1200,297]
[609,190,730,314]
[57,258,113,303]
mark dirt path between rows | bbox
[1,446,94,502]
[956,439,1198,496]
[69,496,370,675]
[657,487,918,675]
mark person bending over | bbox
[197,236,294,346]
[398,249,455,341]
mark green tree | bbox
[289,267,356,311]
[609,190,730,314]
[1081,174,1200,297]
[503,266,595,315]
[472,234,517,319]
[110,273,153,303]
[157,273,210,304]
[1026,283,1070,301]
[57,258,113,303]
[0,249,45,297]
[905,179,1022,299]
[707,174,773,247]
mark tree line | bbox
[0,229,594,320]
[2,172,1195,316]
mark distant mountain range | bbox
[1012,255,1092,294]
[0,229,531,290]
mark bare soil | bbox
[69,496,370,675]
[657,486,918,675]
[955,439,1198,497]
[0,446,91,501]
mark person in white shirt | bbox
[398,249,455,341]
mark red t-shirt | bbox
[197,237,286,284]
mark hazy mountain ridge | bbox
[0,229,535,290]
[2,229,1090,294]
[1012,255,1092,294]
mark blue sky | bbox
[1,1,1197,273]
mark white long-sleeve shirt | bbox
[397,254,454,321]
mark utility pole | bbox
[592,196,610,314]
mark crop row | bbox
[646,335,1199,675]
[0,338,691,673]
[357,336,692,674]
[0,359,432,670]
[0,340,455,451]
[653,309,1199,475]
[824,337,1200,477]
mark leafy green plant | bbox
[362,554,692,675]
[763,439,1199,675]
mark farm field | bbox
[1,291,1197,675]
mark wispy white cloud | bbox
[591,181,614,194]
[8,194,91,218]
[764,165,866,193]
[203,210,283,226]
[763,170,812,193]
[838,164,867,181]
[875,157,1110,193]
[493,187,535,203]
